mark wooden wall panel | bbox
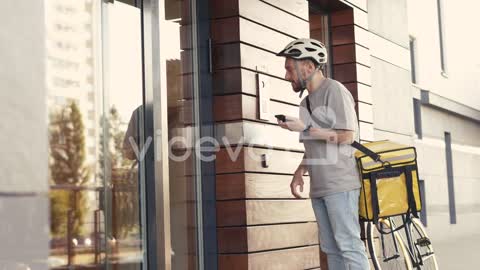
[180,25,192,50]
[217,223,318,253]
[359,121,375,141]
[217,200,315,226]
[215,146,246,174]
[353,7,369,28]
[358,101,373,123]
[331,24,369,48]
[211,17,240,44]
[353,24,371,48]
[210,0,239,18]
[334,63,371,85]
[340,0,367,12]
[331,24,355,45]
[214,121,303,151]
[344,82,372,104]
[333,63,357,83]
[332,44,356,65]
[331,9,354,27]
[216,173,247,200]
[261,0,309,21]
[213,68,300,106]
[216,173,310,200]
[213,43,286,78]
[218,245,321,270]
[237,0,309,37]
[216,147,304,174]
[355,44,371,67]
[211,0,309,38]
[212,17,294,55]
[356,63,372,85]
[213,94,243,121]
[213,43,242,70]
[213,94,299,123]
[240,44,284,77]
[357,82,372,104]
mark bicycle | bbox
[366,214,439,270]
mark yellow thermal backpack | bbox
[351,141,422,223]
[305,97,422,223]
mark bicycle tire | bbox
[409,218,439,270]
[367,219,413,270]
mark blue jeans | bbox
[311,189,370,270]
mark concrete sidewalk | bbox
[433,233,479,269]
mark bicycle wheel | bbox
[409,218,439,269]
[367,218,412,270]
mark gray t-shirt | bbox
[299,78,360,198]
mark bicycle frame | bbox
[388,215,427,270]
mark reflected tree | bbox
[49,102,90,238]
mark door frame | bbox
[141,0,216,269]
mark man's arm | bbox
[290,154,307,198]
[295,154,308,174]
[277,117,354,145]
[307,128,354,145]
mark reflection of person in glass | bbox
[111,105,143,266]
[123,106,143,161]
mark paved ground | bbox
[433,233,479,269]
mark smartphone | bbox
[274,114,286,122]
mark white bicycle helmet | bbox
[276,38,328,98]
[276,38,328,66]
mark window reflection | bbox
[165,0,198,269]
[46,0,145,269]
[46,0,199,268]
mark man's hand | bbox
[290,170,305,198]
[277,116,306,132]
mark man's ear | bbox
[306,60,316,72]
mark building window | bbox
[444,132,456,224]
[413,98,422,139]
[309,5,332,77]
[437,0,447,75]
[409,36,417,84]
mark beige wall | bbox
[407,0,480,245]
[369,0,480,266]
[0,0,49,269]
[415,107,480,242]
[408,0,480,109]
[0,0,48,194]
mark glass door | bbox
[101,0,147,269]
[155,0,203,269]
[46,0,210,268]
[46,0,147,269]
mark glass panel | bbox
[162,0,199,269]
[117,0,138,7]
[103,1,146,269]
[46,0,146,269]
